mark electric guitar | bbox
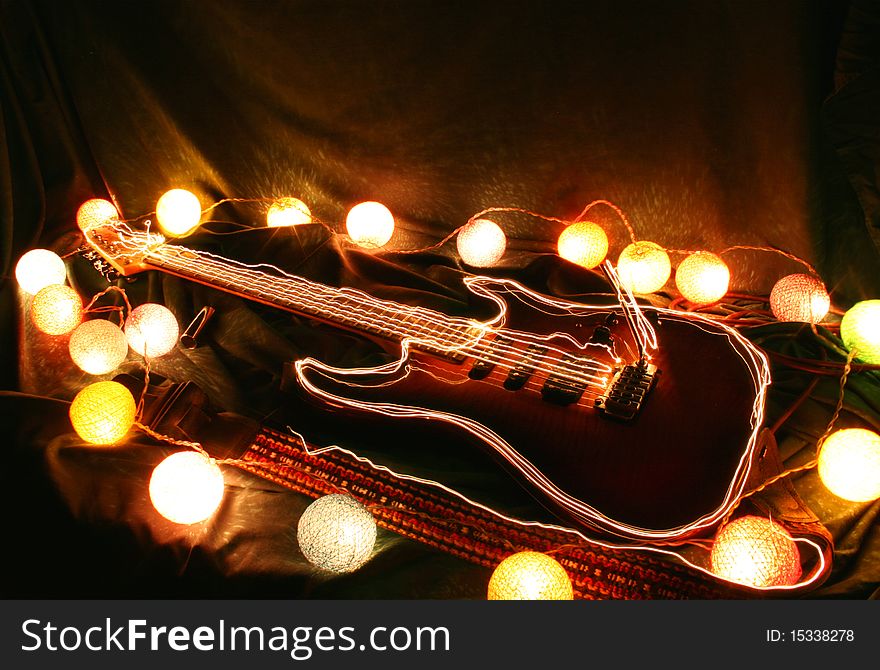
[83,222,769,542]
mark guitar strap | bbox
[130,375,834,598]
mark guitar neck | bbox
[145,244,476,359]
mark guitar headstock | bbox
[80,220,166,277]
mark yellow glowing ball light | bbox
[69,319,129,375]
[267,197,312,227]
[557,221,609,270]
[840,300,880,365]
[617,241,672,294]
[30,284,83,335]
[15,249,67,295]
[487,551,574,600]
[675,251,730,304]
[76,198,119,232]
[297,494,377,573]
[710,516,801,588]
[345,201,395,248]
[457,218,507,267]
[69,380,137,446]
[149,451,225,524]
[124,303,180,358]
[818,428,880,503]
[155,188,203,237]
[769,274,830,324]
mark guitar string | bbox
[105,225,615,391]
[155,247,611,391]
[150,245,617,389]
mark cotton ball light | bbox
[710,516,801,588]
[76,198,119,232]
[15,249,67,295]
[149,451,225,524]
[817,428,880,503]
[617,241,671,294]
[69,319,129,375]
[457,218,506,267]
[124,303,179,358]
[675,251,730,304]
[267,197,312,227]
[69,380,137,445]
[297,494,377,572]
[31,284,83,335]
[769,274,830,323]
[487,551,573,600]
[557,221,608,269]
[155,188,202,237]
[345,201,395,248]
[840,300,880,365]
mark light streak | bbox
[90,222,771,541]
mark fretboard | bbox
[146,244,479,360]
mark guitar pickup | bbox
[542,353,588,405]
[468,335,509,379]
[503,344,547,390]
[595,362,658,421]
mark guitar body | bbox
[295,277,768,541]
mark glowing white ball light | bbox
[149,451,225,524]
[457,218,506,267]
[69,319,129,375]
[675,251,730,304]
[710,516,801,588]
[124,303,179,358]
[617,241,671,294]
[557,221,608,269]
[69,380,137,446]
[156,188,202,237]
[345,201,395,248]
[267,197,312,227]
[818,428,880,503]
[15,249,67,295]
[31,284,83,335]
[297,494,377,572]
[840,300,880,365]
[76,198,119,232]
[769,274,830,323]
[488,551,573,600]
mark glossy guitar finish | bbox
[294,276,769,541]
[84,224,770,541]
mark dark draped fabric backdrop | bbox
[2,0,880,598]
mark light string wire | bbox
[65,197,855,592]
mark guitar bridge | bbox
[595,362,658,421]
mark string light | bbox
[456,218,506,267]
[840,300,880,365]
[675,251,730,304]
[69,319,129,375]
[267,197,312,227]
[345,201,395,248]
[769,274,830,323]
[556,221,608,269]
[297,494,377,572]
[124,303,179,358]
[487,551,573,600]
[30,284,83,335]
[817,428,880,503]
[15,249,67,295]
[149,451,225,524]
[156,188,203,237]
[76,198,119,232]
[616,241,671,294]
[69,380,136,445]
[710,516,801,588]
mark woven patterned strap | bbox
[237,427,748,599]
